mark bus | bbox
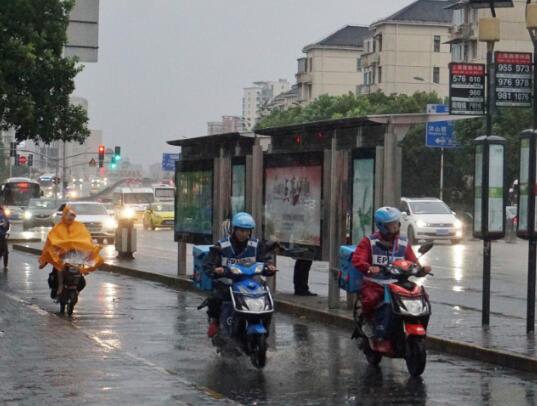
[1,177,41,219]
[153,184,175,202]
[112,187,155,222]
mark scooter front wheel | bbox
[250,335,267,369]
[405,335,426,377]
[67,291,78,317]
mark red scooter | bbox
[353,242,433,377]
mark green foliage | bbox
[0,0,90,144]
[257,91,443,128]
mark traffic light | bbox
[9,142,16,158]
[110,155,117,169]
[28,154,33,167]
[98,144,105,168]
[114,146,121,161]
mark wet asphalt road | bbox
[2,250,537,405]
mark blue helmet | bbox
[231,212,256,230]
[374,207,401,235]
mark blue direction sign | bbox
[426,104,449,114]
[426,121,458,148]
[162,153,180,171]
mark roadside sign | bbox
[426,121,458,148]
[89,158,97,167]
[449,63,486,115]
[162,153,180,171]
[426,104,449,114]
[18,155,27,165]
[495,51,532,108]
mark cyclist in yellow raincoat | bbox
[39,205,103,298]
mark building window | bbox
[433,67,440,84]
[356,57,362,71]
[377,34,383,52]
[378,66,382,84]
[309,58,313,72]
[434,35,441,52]
[471,40,477,59]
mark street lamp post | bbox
[522,2,537,333]
[469,0,513,326]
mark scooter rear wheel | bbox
[405,335,426,377]
[362,339,383,366]
[250,335,267,369]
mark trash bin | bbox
[115,217,137,259]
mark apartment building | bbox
[242,80,291,130]
[296,25,370,103]
[448,0,532,63]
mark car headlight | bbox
[454,219,463,229]
[104,218,118,230]
[23,211,32,220]
[4,209,11,217]
[416,220,427,228]
[120,207,135,219]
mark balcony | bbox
[296,71,312,84]
[361,52,380,67]
[448,23,476,42]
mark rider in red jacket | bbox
[352,207,431,324]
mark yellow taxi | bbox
[143,202,174,230]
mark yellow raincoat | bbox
[39,206,103,274]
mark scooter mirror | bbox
[418,242,434,255]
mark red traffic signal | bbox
[98,144,105,168]
[18,155,27,165]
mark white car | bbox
[54,201,118,244]
[399,197,463,245]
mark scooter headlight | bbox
[244,297,267,312]
[401,298,426,316]
[229,266,242,275]
[255,264,264,274]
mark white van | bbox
[113,187,155,221]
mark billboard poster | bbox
[474,145,483,233]
[175,170,212,235]
[352,159,374,243]
[488,144,504,233]
[519,138,529,232]
[231,164,245,215]
[264,165,322,246]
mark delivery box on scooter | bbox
[193,245,214,291]
[339,245,362,293]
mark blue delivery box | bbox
[338,245,362,293]
[193,245,214,291]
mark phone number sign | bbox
[449,63,486,115]
[495,52,532,108]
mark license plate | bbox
[436,229,449,235]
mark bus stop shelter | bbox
[169,112,467,308]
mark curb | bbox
[12,243,537,375]
[8,238,41,243]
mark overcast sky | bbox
[74,0,413,167]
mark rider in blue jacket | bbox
[204,212,276,337]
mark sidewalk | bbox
[13,241,537,374]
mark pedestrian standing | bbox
[294,258,317,296]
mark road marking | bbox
[2,290,239,405]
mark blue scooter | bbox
[200,260,275,368]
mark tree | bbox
[0,0,89,144]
